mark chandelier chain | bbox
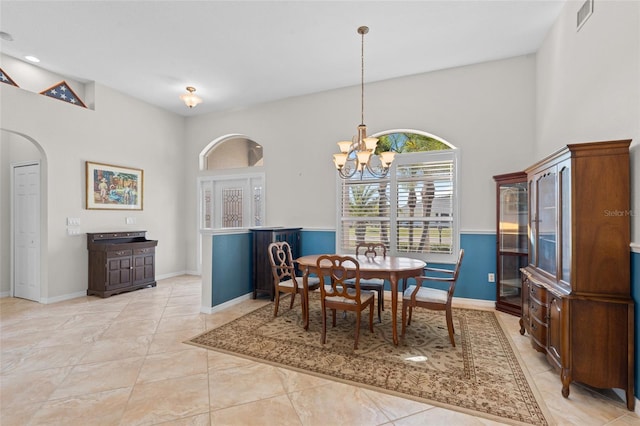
[361,27,365,125]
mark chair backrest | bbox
[355,242,387,259]
[267,241,296,286]
[447,249,465,297]
[317,254,361,302]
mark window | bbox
[199,174,264,230]
[337,131,458,263]
[198,134,265,230]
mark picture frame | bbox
[86,161,143,210]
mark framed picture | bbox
[86,161,143,210]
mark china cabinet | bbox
[251,227,301,300]
[519,140,634,410]
[493,172,528,316]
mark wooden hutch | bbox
[519,140,634,410]
[87,231,158,297]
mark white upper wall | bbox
[183,55,537,270]
[536,0,640,243]
[0,82,187,299]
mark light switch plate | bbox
[125,217,136,225]
[67,217,80,226]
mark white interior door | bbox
[13,163,40,301]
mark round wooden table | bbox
[296,254,426,345]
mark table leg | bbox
[302,267,310,331]
[390,272,399,345]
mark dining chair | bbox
[268,241,320,323]
[401,249,464,347]
[345,242,386,322]
[317,254,375,350]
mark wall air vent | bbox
[577,0,594,31]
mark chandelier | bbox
[180,86,203,108]
[333,26,395,179]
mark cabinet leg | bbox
[626,388,635,411]
[519,317,525,335]
[561,369,570,398]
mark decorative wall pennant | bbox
[39,80,87,108]
[0,67,19,87]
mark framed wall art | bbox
[86,161,143,210]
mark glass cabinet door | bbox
[499,183,528,253]
[494,172,528,316]
[559,162,571,284]
[536,171,557,276]
[498,253,528,306]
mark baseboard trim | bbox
[43,291,87,304]
[201,292,253,314]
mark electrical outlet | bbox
[488,273,495,283]
[125,217,136,225]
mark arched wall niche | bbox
[199,133,263,171]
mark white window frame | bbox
[335,139,459,264]
[198,173,266,232]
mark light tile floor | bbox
[1,275,639,425]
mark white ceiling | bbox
[0,1,566,117]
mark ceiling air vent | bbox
[577,0,594,31]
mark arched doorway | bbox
[0,129,48,301]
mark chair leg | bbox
[407,306,413,326]
[320,303,327,344]
[332,309,337,327]
[300,291,307,329]
[354,310,361,350]
[445,307,456,347]
[368,300,374,333]
[273,290,280,317]
[289,291,296,309]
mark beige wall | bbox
[536,0,640,243]
[1,0,637,300]
[0,81,187,300]
[184,55,537,270]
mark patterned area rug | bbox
[187,293,550,425]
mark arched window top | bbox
[199,133,263,171]
[372,129,455,154]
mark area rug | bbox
[186,293,551,425]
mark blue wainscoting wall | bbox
[210,231,252,306]
[209,230,499,307]
[632,249,640,397]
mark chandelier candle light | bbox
[333,26,395,179]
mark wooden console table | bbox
[87,231,158,297]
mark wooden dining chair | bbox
[401,249,464,347]
[317,254,375,350]
[268,241,320,324]
[345,242,386,322]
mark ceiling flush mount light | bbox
[333,26,395,179]
[180,86,202,108]
[25,55,40,63]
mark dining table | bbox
[296,253,426,345]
